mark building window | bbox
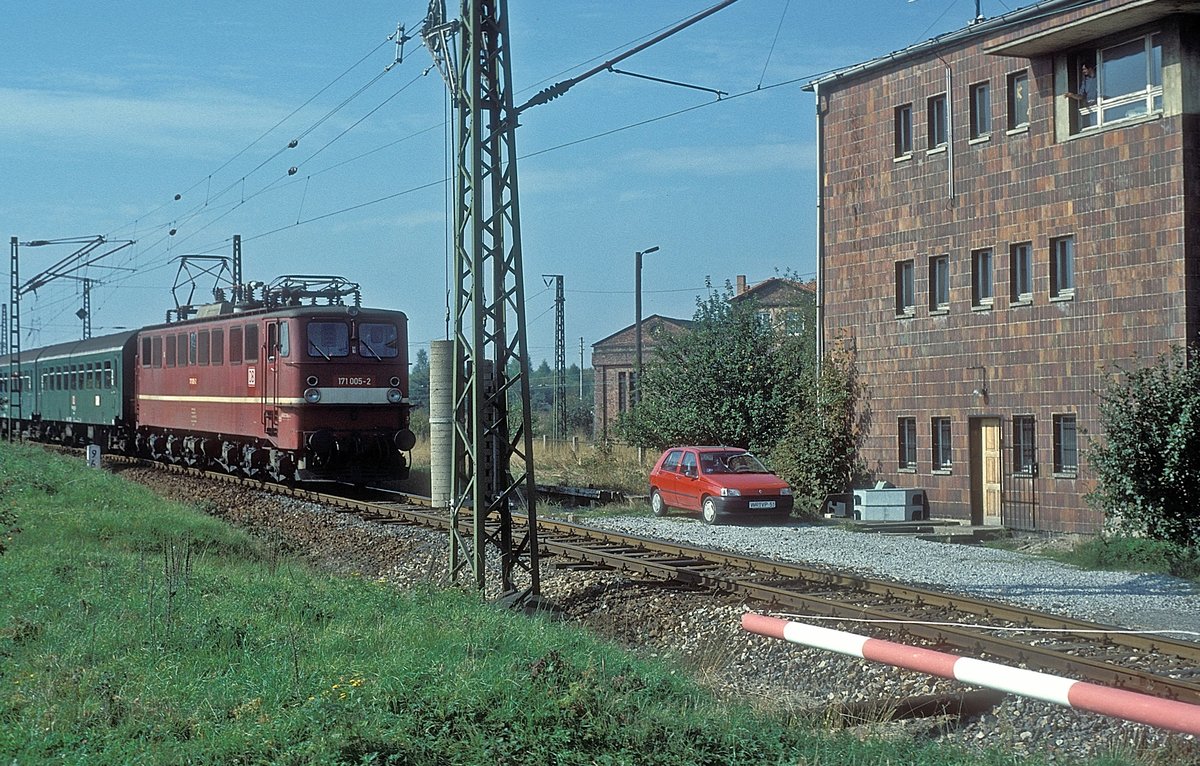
[755,310,772,329]
[1069,33,1162,133]
[898,417,917,469]
[929,255,949,311]
[895,104,913,156]
[932,417,953,470]
[1007,70,1029,129]
[1053,414,1078,474]
[969,82,991,139]
[617,372,628,413]
[895,260,915,316]
[1050,236,1075,298]
[971,248,993,307]
[1013,416,1036,474]
[1010,242,1033,303]
[927,94,947,149]
[783,310,805,336]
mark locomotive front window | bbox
[307,321,350,358]
[358,322,399,359]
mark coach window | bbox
[151,336,163,368]
[307,321,350,359]
[86,363,94,389]
[244,324,259,363]
[229,327,243,365]
[358,322,399,359]
[198,330,210,366]
[211,328,224,365]
[166,335,177,368]
[141,337,153,367]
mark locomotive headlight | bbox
[389,376,401,387]
[306,375,319,386]
[386,388,403,404]
[304,387,322,404]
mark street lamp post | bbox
[633,245,660,406]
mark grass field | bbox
[0,440,1132,765]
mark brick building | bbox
[730,274,817,334]
[806,0,1199,533]
[591,315,693,439]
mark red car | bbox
[648,446,794,524]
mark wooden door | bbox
[970,418,1002,526]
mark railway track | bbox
[101,453,1200,709]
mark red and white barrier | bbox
[742,612,1200,737]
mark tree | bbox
[619,282,812,456]
[772,337,869,510]
[409,348,430,408]
[1089,346,1200,547]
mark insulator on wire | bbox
[288,139,299,149]
[169,228,177,236]
[174,193,182,200]
[288,167,298,176]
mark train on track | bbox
[1,275,416,484]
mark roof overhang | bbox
[986,0,1200,57]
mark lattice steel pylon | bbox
[543,274,566,439]
[423,0,539,598]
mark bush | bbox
[1088,346,1200,548]
[772,338,869,514]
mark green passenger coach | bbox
[1,330,138,448]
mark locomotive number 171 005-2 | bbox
[338,376,372,386]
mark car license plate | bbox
[748,500,776,509]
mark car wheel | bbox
[651,489,668,517]
[702,497,720,525]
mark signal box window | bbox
[1068,33,1162,133]
[927,94,947,149]
[1050,236,1075,299]
[1007,71,1029,130]
[229,327,243,365]
[929,255,950,312]
[898,417,917,470]
[894,104,913,157]
[1010,242,1033,303]
[1053,414,1078,475]
[307,321,350,358]
[971,248,993,307]
[244,324,259,362]
[895,260,915,316]
[359,322,399,359]
[1013,415,1036,474]
[932,417,952,471]
[969,82,991,139]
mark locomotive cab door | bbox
[262,320,287,436]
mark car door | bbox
[677,450,701,511]
[654,449,683,506]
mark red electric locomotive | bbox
[133,283,415,483]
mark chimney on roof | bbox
[736,275,747,295]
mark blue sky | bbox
[3,0,1014,365]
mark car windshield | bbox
[700,451,769,474]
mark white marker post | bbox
[85,444,102,468]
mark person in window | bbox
[1069,63,1096,104]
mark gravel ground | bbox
[113,465,1200,765]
